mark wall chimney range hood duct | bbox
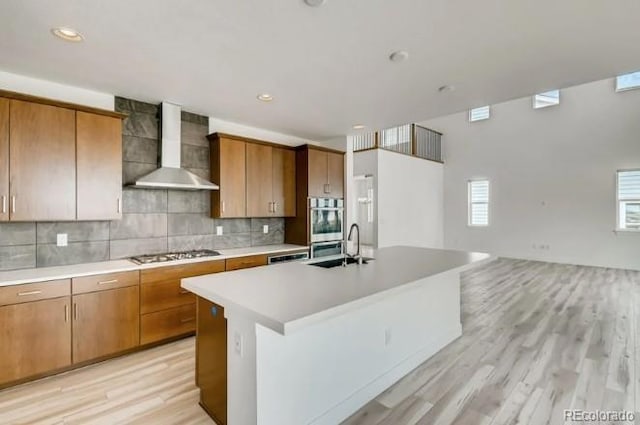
[131,102,219,190]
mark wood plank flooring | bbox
[343,258,640,425]
[0,258,638,425]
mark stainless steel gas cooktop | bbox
[129,249,221,265]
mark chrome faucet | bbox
[346,223,363,265]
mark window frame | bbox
[615,71,640,92]
[468,179,490,227]
[616,169,640,232]
[469,106,491,122]
[533,90,560,109]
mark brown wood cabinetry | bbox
[71,272,140,364]
[225,254,268,271]
[308,147,344,198]
[210,135,246,218]
[246,143,273,217]
[0,297,72,386]
[286,145,345,245]
[0,279,72,387]
[76,111,123,220]
[9,99,76,221]
[197,297,227,425]
[140,260,225,344]
[272,147,296,217]
[0,91,124,222]
[0,98,8,222]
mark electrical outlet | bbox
[216,226,223,236]
[384,328,392,347]
[234,332,243,357]
[263,224,269,234]
[56,233,68,247]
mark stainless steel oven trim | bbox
[309,206,344,243]
[310,241,344,258]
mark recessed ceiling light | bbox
[304,0,326,6]
[352,124,366,130]
[389,50,409,63]
[51,27,84,42]
[257,93,274,102]
[438,85,455,93]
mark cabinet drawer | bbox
[140,260,225,286]
[225,254,268,271]
[141,280,195,314]
[141,304,197,345]
[72,270,139,295]
[0,279,70,306]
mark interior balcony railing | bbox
[352,124,443,163]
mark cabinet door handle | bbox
[179,289,190,295]
[180,317,196,324]
[221,201,226,213]
[97,279,118,285]
[64,304,69,323]
[11,196,16,213]
[323,184,330,194]
[117,198,121,214]
[1,196,5,214]
[17,290,42,297]
[73,303,78,320]
[273,202,277,213]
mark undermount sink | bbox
[309,257,373,269]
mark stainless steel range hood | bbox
[131,102,219,191]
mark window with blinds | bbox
[469,106,490,122]
[468,180,489,226]
[617,170,640,230]
[533,90,560,109]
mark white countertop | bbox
[182,246,492,335]
[0,244,308,287]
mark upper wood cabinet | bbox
[76,112,123,220]
[308,148,344,199]
[272,147,296,217]
[209,133,297,218]
[210,135,246,218]
[246,143,273,217]
[0,91,125,222]
[246,143,296,217]
[9,100,76,221]
[0,98,8,222]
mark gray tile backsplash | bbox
[0,97,286,271]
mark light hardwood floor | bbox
[1,258,638,425]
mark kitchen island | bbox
[182,246,491,425]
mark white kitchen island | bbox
[182,246,491,425]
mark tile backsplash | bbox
[0,97,284,271]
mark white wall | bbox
[209,117,318,147]
[0,70,114,110]
[421,77,640,270]
[354,149,444,250]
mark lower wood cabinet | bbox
[140,260,225,344]
[0,296,71,385]
[197,297,227,425]
[225,254,268,271]
[72,285,140,364]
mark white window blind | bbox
[616,71,640,92]
[469,106,490,122]
[617,170,640,230]
[533,90,560,109]
[468,180,489,226]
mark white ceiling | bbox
[1,0,640,141]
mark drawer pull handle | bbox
[180,317,196,323]
[17,290,42,297]
[98,279,118,285]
